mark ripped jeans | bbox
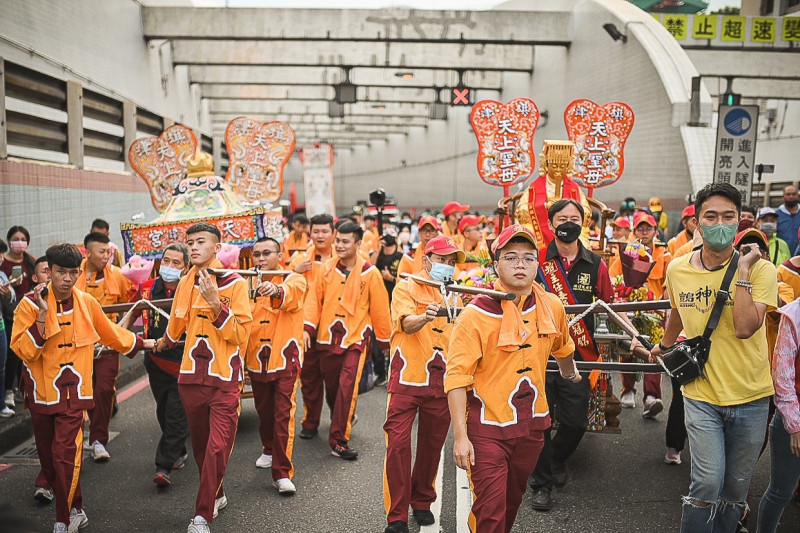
[680,396,769,533]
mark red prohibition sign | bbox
[453,87,470,105]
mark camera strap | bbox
[701,251,740,340]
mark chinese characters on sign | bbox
[563,99,635,190]
[470,98,539,189]
[225,117,296,204]
[658,14,800,44]
[128,125,198,213]
[713,105,759,205]
[299,144,336,218]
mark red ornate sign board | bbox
[470,98,539,194]
[128,125,197,213]
[225,117,296,204]
[563,99,635,190]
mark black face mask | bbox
[555,221,582,243]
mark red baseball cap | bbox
[610,217,631,229]
[458,214,485,234]
[634,212,657,228]
[443,201,470,218]
[490,224,538,256]
[417,215,441,232]
[424,236,466,263]
[734,227,768,251]
[681,205,695,219]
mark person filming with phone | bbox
[650,183,777,533]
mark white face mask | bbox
[10,240,28,254]
[428,261,455,282]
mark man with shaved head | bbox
[777,185,800,254]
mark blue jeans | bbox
[680,396,769,533]
[756,411,800,533]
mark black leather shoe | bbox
[384,521,409,533]
[530,488,552,511]
[412,509,435,526]
[298,428,318,439]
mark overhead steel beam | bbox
[142,7,572,46]
[687,50,800,80]
[208,100,429,116]
[201,85,439,104]
[208,113,429,127]
[189,66,503,89]
[172,41,534,72]
[212,123,411,135]
[704,78,800,101]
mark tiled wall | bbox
[0,160,157,257]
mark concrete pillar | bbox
[0,57,7,159]
[123,100,137,172]
[212,136,223,175]
[66,81,84,168]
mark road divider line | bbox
[117,375,150,403]
[419,447,445,533]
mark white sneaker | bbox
[187,516,210,533]
[664,447,682,465]
[0,405,14,418]
[34,486,55,503]
[212,494,227,518]
[643,396,664,419]
[53,522,68,533]
[620,391,635,408]
[91,441,110,462]
[255,453,272,469]
[5,390,15,408]
[272,477,296,494]
[67,508,88,532]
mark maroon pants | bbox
[300,346,323,431]
[179,383,240,522]
[250,372,299,481]
[30,408,84,524]
[467,431,545,533]
[320,345,367,448]
[88,353,119,445]
[621,371,662,399]
[383,393,450,524]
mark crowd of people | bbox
[2,183,800,533]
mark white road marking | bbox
[419,446,445,532]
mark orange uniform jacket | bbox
[397,246,424,278]
[361,229,380,258]
[12,287,142,414]
[288,244,334,336]
[457,239,489,272]
[305,257,392,353]
[777,261,800,302]
[389,271,461,398]
[609,242,671,299]
[164,260,253,391]
[282,232,310,266]
[75,260,133,318]
[667,230,691,257]
[246,272,307,382]
[445,284,575,439]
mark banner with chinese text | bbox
[563,99,634,190]
[299,144,336,217]
[225,117,296,204]
[469,98,539,188]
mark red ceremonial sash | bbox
[528,176,583,248]
[538,257,600,366]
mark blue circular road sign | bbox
[724,108,752,136]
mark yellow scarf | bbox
[45,286,101,348]
[324,254,365,316]
[173,258,224,319]
[494,279,559,352]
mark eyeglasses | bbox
[419,227,438,234]
[252,251,279,258]
[635,226,655,233]
[498,255,538,267]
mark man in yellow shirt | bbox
[651,183,776,533]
